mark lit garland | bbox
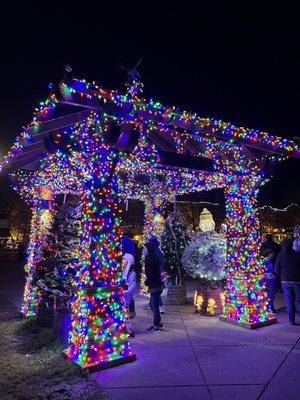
[58,78,300,157]
[11,117,278,327]
[220,157,274,324]
[0,93,58,172]
[16,147,272,324]
[3,74,300,370]
[259,203,299,212]
[12,138,225,312]
[64,121,135,368]
[13,115,135,368]
[21,198,54,316]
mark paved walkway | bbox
[94,290,300,400]
[1,262,299,400]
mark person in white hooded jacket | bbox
[122,253,138,337]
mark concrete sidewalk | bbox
[94,292,300,400]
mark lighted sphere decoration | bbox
[199,208,215,232]
[182,220,226,316]
[181,231,226,281]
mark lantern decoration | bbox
[194,288,224,316]
[199,208,215,232]
[194,291,203,312]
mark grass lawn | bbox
[0,295,109,400]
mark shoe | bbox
[128,331,135,338]
[158,322,164,330]
[146,325,160,333]
[160,306,166,314]
[290,322,296,326]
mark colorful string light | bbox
[3,74,300,369]
[21,198,54,316]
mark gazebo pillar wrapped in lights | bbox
[22,196,54,315]
[1,71,299,371]
[65,146,137,369]
[221,159,269,325]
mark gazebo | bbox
[1,71,299,371]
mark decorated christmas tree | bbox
[55,198,81,282]
[33,197,81,327]
[161,211,188,286]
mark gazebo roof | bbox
[1,75,300,173]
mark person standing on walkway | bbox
[263,249,277,313]
[293,226,300,253]
[122,252,137,338]
[260,234,281,259]
[143,236,166,314]
[144,237,164,332]
[275,237,300,325]
[122,235,136,318]
[260,233,282,292]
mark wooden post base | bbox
[166,285,187,305]
[219,315,277,329]
[63,350,137,373]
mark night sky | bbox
[0,4,299,206]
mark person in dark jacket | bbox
[275,237,300,325]
[261,234,282,291]
[143,237,166,313]
[260,234,281,259]
[144,237,164,332]
[263,249,277,313]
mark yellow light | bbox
[207,298,217,315]
[194,290,204,312]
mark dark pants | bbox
[266,278,277,312]
[148,295,163,308]
[129,299,135,313]
[159,295,163,307]
[150,290,162,327]
[282,282,300,323]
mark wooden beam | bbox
[10,152,46,170]
[147,131,176,152]
[26,109,94,138]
